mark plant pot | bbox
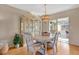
[15,44,20,48]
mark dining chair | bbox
[23,32,45,55]
[47,32,58,55]
[53,32,58,54]
[23,32,35,54]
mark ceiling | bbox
[9,4,79,16]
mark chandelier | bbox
[42,4,49,21]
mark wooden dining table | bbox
[33,35,54,41]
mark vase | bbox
[15,44,19,48]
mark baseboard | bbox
[69,43,79,47]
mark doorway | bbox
[57,17,69,43]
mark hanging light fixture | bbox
[42,4,49,21]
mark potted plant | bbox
[13,34,22,48]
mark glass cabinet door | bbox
[21,19,41,36]
[32,20,41,36]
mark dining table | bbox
[33,35,54,54]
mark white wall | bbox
[0,14,20,42]
[49,7,79,46]
[69,14,79,46]
[0,5,26,44]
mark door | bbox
[49,19,58,37]
[57,17,69,43]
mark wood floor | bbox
[48,41,79,55]
[6,41,79,55]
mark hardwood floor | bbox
[6,41,79,55]
[48,41,79,55]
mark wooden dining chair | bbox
[47,32,58,55]
[23,32,45,55]
[53,32,58,54]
